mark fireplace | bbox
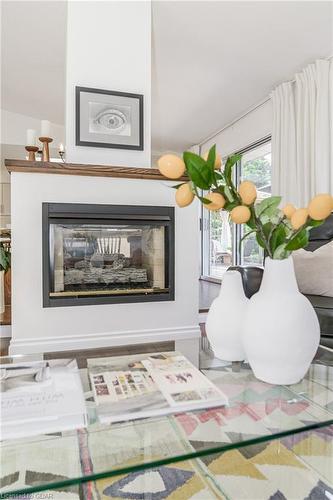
[42,203,175,307]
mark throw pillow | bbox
[292,241,333,297]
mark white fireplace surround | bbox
[9,169,200,364]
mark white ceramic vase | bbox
[206,270,248,361]
[242,256,320,385]
[0,270,4,314]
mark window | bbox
[201,138,271,280]
[238,140,272,266]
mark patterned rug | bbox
[83,423,333,500]
[1,363,332,499]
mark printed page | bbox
[90,370,155,404]
[88,354,170,420]
[142,354,226,408]
[88,352,227,423]
[1,359,86,423]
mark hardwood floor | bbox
[0,305,11,326]
[0,336,10,356]
[0,270,11,327]
[45,341,175,368]
[0,340,175,365]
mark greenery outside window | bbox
[201,137,271,280]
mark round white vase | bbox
[242,256,320,385]
[206,270,248,361]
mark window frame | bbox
[200,135,271,282]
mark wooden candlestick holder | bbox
[25,146,39,161]
[39,137,53,162]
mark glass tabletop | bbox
[1,347,333,497]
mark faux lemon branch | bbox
[158,145,333,260]
[0,243,11,272]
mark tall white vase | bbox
[242,256,320,385]
[206,270,248,361]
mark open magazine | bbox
[88,352,227,424]
[0,359,87,440]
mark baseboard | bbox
[9,325,201,355]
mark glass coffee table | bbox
[1,347,332,499]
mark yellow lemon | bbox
[202,151,223,170]
[291,208,308,230]
[175,183,195,207]
[204,192,225,211]
[308,193,333,220]
[158,154,186,179]
[238,181,257,205]
[230,205,251,224]
[282,203,296,219]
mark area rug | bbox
[2,364,332,500]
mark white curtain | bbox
[271,59,333,206]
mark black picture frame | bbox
[75,86,144,151]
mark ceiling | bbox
[1,1,332,152]
[1,1,67,125]
[152,1,333,152]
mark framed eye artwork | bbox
[75,87,144,150]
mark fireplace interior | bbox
[43,203,174,307]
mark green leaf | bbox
[245,211,256,230]
[259,214,271,225]
[285,229,309,251]
[307,219,324,228]
[262,222,273,240]
[281,219,293,237]
[270,210,284,225]
[214,171,224,181]
[256,232,266,249]
[223,184,234,202]
[224,153,241,185]
[199,196,212,205]
[221,153,241,202]
[255,196,282,218]
[183,151,213,190]
[224,200,239,211]
[270,225,287,253]
[273,243,291,260]
[0,246,10,272]
[206,145,216,172]
[170,183,186,190]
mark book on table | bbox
[88,351,227,424]
[0,359,87,440]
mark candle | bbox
[41,120,51,137]
[59,143,64,152]
[26,129,36,146]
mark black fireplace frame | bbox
[42,203,175,308]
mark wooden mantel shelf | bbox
[5,159,188,181]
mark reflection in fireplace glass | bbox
[50,224,167,297]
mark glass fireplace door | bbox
[51,223,167,297]
[43,204,174,307]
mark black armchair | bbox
[229,214,333,349]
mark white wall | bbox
[0,110,65,228]
[1,109,64,147]
[65,1,151,167]
[8,1,201,361]
[200,100,272,155]
[10,172,200,354]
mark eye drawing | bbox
[94,109,127,133]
